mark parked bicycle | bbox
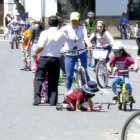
[10,26,21,49]
[108,67,135,111]
[121,111,140,140]
[62,46,87,88]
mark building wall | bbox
[96,0,128,16]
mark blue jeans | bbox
[64,51,90,89]
[120,24,128,39]
[111,75,132,95]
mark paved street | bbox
[0,39,140,140]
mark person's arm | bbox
[32,46,43,58]
[76,99,81,112]
[107,61,112,73]
[133,59,139,72]
[88,98,93,111]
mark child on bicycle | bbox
[89,20,114,71]
[56,80,99,112]
[107,41,139,102]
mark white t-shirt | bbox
[134,27,140,38]
[89,31,114,46]
[62,24,87,55]
[37,27,67,57]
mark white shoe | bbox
[137,56,140,60]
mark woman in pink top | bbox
[107,41,139,102]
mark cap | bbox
[83,80,99,95]
[70,12,80,21]
[21,22,30,28]
[112,41,124,53]
[87,11,94,17]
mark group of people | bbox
[4,11,139,111]
[30,11,139,113]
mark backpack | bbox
[40,81,48,104]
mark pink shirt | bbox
[109,56,134,76]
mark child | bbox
[107,41,139,102]
[89,20,114,71]
[56,80,99,112]
[134,22,140,60]
[20,22,31,71]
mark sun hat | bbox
[83,80,99,95]
[70,12,80,21]
[112,41,124,53]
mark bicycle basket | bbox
[93,49,108,59]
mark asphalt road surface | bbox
[0,39,140,140]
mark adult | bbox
[83,11,96,35]
[134,22,140,60]
[62,12,92,92]
[32,16,67,106]
[56,13,66,80]
[89,20,114,70]
[119,12,128,39]
[29,19,44,72]
[3,12,13,39]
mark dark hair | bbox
[121,49,131,57]
[48,16,58,27]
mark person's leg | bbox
[120,25,125,39]
[64,55,76,91]
[136,38,140,59]
[79,51,90,82]
[104,46,112,62]
[48,57,60,105]
[124,77,132,95]
[25,46,31,70]
[33,57,48,105]
[111,76,121,100]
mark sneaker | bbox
[20,66,27,71]
[137,56,140,60]
[112,95,118,101]
[129,96,135,103]
[56,104,63,110]
[25,67,31,71]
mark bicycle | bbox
[10,26,21,49]
[121,111,140,140]
[108,67,135,111]
[63,46,87,88]
[92,45,109,88]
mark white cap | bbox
[112,41,124,53]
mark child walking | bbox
[20,22,31,71]
[107,41,139,102]
[56,80,99,112]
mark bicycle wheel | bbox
[96,60,108,88]
[121,111,140,140]
[123,94,127,111]
[72,69,79,87]
[77,67,86,87]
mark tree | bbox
[69,0,92,19]
[14,0,25,20]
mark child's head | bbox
[21,22,30,30]
[83,80,99,96]
[112,41,131,57]
[95,20,106,35]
